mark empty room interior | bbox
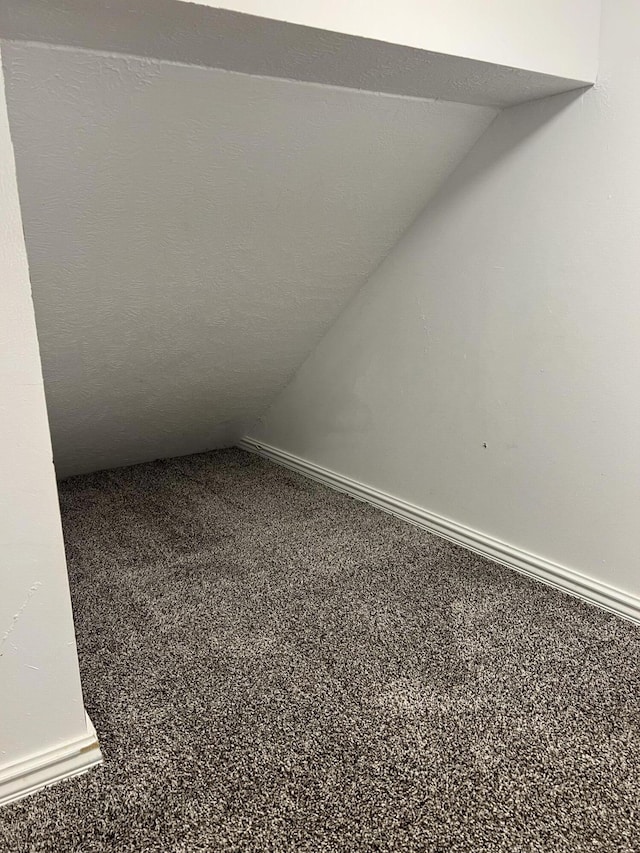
[1,0,639,850]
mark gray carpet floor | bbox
[1,448,639,852]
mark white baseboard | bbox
[238,437,640,626]
[0,714,103,807]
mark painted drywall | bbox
[2,40,496,478]
[183,0,600,83]
[0,0,597,107]
[0,45,88,771]
[249,0,640,601]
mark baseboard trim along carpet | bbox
[0,715,102,807]
[238,437,640,626]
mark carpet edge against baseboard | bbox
[0,714,103,808]
[237,437,640,627]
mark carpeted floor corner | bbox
[1,448,639,852]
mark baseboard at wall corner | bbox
[238,437,640,627]
[0,713,103,808]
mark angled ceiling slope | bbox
[0,1,598,477]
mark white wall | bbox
[249,0,640,602]
[3,40,496,478]
[0,46,89,772]
[189,0,600,83]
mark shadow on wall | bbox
[404,87,588,239]
[247,85,589,456]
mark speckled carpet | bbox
[1,448,639,852]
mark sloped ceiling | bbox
[2,40,496,477]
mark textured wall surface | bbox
[0,0,598,107]
[0,44,87,770]
[186,0,600,82]
[2,40,496,477]
[250,0,640,600]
